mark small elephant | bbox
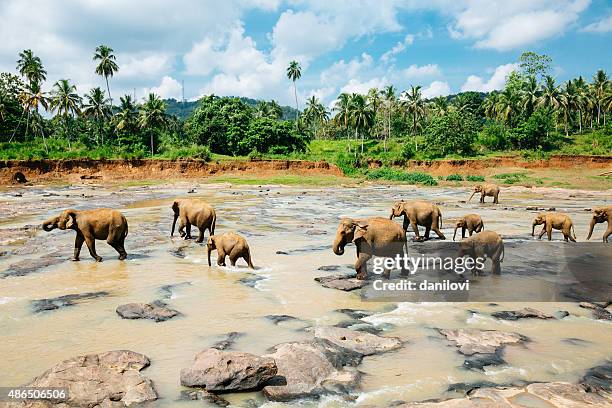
[42,208,128,262]
[207,232,254,269]
[586,206,612,243]
[453,214,484,241]
[171,199,216,243]
[532,212,576,242]
[333,217,407,280]
[469,184,500,204]
[389,200,446,241]
[457,230,504,275]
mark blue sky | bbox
[1,0,610,108]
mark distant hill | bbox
[164,97,299,121]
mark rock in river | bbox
[31,291,110,313]
[438,328,527,355]
[314,274,368,291]
[491,307,555,320]
[4,350,157,407]
[180,348,277,391]
[116,300,179,322]
[314,326,402,356]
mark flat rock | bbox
[32,291,110,313]
[314,326,402,356]
[437,328,527,355]
[4,350,157,407]
[116,301,179,322]
[210,332,244,350]
[3,255,65,278]
[265,314,298,325]
[580,302,612,320]
[158,281,192,299]
[491,307,555,320]
[396,382,610,407]
[262,340,361,401]
[315,275,368,291]
[179,389,230,407]
[180,348,277,391]
[581,361,612,393]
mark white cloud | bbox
[422,80,451,98]
[461,63,518,92]
[340,78,388,95]
[403,64,441,79]
[582,15,612,32]
[320,53,373,86]
[448,0,591,51]
[118,54,173,79]
[380,34,414,63]
[143,76,182,99]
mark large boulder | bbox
[314,326,402,355]
[180,348,277,391]
[262,340,361,401]
[437,328,527,355]
[4,350,157,407]
[116,301,179,322]
[396,382,611,407]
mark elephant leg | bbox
[494,194,499,204]
[480,193,485,203]
[410,222,422,241]
[108,230,127,260]
[546,224,553,241]
[196,227,205,243]
[178,216,187,238]
[538,226,546,240]
[72,233,85,261]
[473,247,486,276]
[84,235,102,262]
[185,222,193,239]
[432,226,446,240]
[424,226,431,239]
[228,247,243,267]
[604,225,611,243]
[402,216,409,232]
[464,227,469,238]
[355,252,371,280]
[217,250,226,266]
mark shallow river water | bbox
[0,181,610,407]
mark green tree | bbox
[424,110,478,156]
[82,87,111,145]
[18,82,49,144]
[16,49,46,86]
[50,79,81,146]
[333,92,352,148]
[348,93,374,154]
[286,60,302,121]
[519,51,552,79]
[138,93,167,155]
[94,45,119,106]
[114,95,141,150]
[303,95,329,138]
[538,75,560,130]
[381,85,396,151]
[592,69,609,126]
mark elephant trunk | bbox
[42,217,57,232]
[468,191,476,202]
[332,236,345,256]
[453,226,458,241]
[586,218,596,240]
[171,213,178,237]
[531,222,536,236]
[389,210,395,220]
[207,245,212,266]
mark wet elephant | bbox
[389,200,446,241]
[532,212,576,242]
[586,206,612,243]
[453,214,484,241]
[171,198,216,243]
[469,184,500,204]
[42,208,128,262]
[207,232,254,269]
[457,230,504,275]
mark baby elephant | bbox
[207,232,254,269]
[42,208,128,262]
[586,206,611,243]
[453,214,484,241]
[532,212,576,242]
[469,183,500,204]
[457,231,504,275]
[389,200,445,241]
[171,198,216,243]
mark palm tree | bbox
[521,76,539,116]
[559,80,578,137]
[82,87,111,145]
[495,87,519,127]
[381,85,396,151]
[304,95,328,138]
[114,95,138,132]
[139,93,167,156]
[333,92,352,150]
[17,82,49,148]
[50,79,81,146]
[268,100,283,119]
[16,49,46,86]
[592,69,609,126]
[348,93,374,154]
[400,85,425,151]
[94,45,119,106]
[286,60,301,122]
[573,76,588,133]
[483,92,500,120]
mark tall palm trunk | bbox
[293,81,298,123]
[105,76,113,107]
[24,110,31,141]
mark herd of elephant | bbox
[40,183,611,279]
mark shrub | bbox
[493,172,527,184]
[158,145,211,161]
[466,175,485,182]
[423,110,479,157]
[401,142,415,160]
[445,174,464,181]
[334,153,363,176]
[478,122,508,151]
[365,167,438,186]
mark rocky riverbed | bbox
[0,181,610,407]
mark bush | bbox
[493,172,527,184]
[423,110,479,157]
[158,145,211,161]
[466,175,485,182]
[478,122,508,151]
[510,108,555,150]
[401,142,415,160]
[365,167,438,186]
[446,174,464,181]
[334,153,363,176]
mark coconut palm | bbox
[380,85,396,151]
[268,100,283,119]
[400,85,425,137]
[82,87,111,145]
[333,92,352,149]
[521,76,539,116]
[573,76,588,133]
[348,93,374,154]
[304,95,328,138]
[286,60,301,121]
[17,82,49,147]
[16,49,46,86]
[139,93,167,156]
[592,69,609,125]
[482,92,500,120]
[50,79,81,146]
[559,80,578,137]
[114,95,138,132]
[94,45,119,106]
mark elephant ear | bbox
[353,223,368,242]
[64,210,77,229]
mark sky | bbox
[1,0,611,108]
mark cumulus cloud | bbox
[380,34,414,64]
[422,80,451,98]
[403,64,441,79]
[143,76,182,100]
[118,54,173,79]
[461,63,518,92]
[581,15,612,32]
[340,78,388,95]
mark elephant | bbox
[389,200,446,241]
[586,206,612,243]
[468,184,500,204]
[457,230,504,275]
[207,232,254,269]
[171,199,216,243]
[453,214,484,241]
[42,208,128,262]
[333,217,408,280]
[532,212,576,242]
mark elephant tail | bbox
[246,250,255,269]
[499,241,505,262]
[124,223,129,238]
[438,211,443,229]
[211,212,216,235]
[571,224,577,240]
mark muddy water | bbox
[0,182,611,407]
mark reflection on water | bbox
[0,182,610,407]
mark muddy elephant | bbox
[586,206,612,243]
[207,232,254,269]
[469,184,500,204]
[457,231,504,275]
[532,212,576,242]
[42,208,128,262]
[171,199,216,243]
[453,214,484,241]
[389,200,446,241]
[333,217,408,280]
